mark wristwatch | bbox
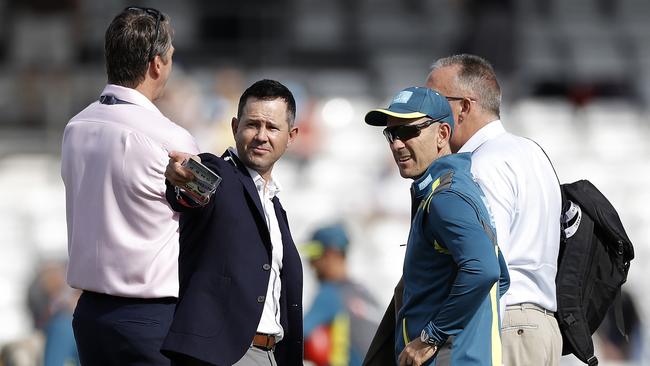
[420,329,443,348]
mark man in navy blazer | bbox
[162,79,303,365]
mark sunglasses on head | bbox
[382,117,445,144]
[124,6,163,61]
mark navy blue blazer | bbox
[161,151,304,366]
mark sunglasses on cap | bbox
[124,6,164,61]
[382,117,446,144]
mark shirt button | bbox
[257,296,266,303]
[262,264,271,271]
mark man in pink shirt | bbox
[61,7,199,365]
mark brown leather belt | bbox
[252,333,276,351]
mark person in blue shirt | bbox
[302,224,381,366]
[364,86,509,366]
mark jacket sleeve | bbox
[422,191,501,344]
[165,152,222,212]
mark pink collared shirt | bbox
[61,84,199,298]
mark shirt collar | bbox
[228,147,281,198]
[457,119,506,153]
[411,153,471,199]
[100,84,164,115]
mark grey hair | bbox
[431,54,501,117]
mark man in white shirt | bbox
[61,7,199,366]
[424,54,562,365]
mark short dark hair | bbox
[105,7,173,88]
[237,79,297,127]
[431,54,501,117]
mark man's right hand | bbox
[165,151,198,187]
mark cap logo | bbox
[392,90,413,104]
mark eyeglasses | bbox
[124,6,163,61]
[382,118,444,144]
[444,96,477,102]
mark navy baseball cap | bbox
[364,87,454,133]
[301,224,349,260]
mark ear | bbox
[231,117,239,138]
[458,98,473,122]
[287,126,299,146]
[438,123,451,149]
[149,55,163,79]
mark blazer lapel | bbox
[272,197,293,248]
[221,150,266,222]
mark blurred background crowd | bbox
[0,0,649,365]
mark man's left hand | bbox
[398,338,437,366]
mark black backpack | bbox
[555,180,634,365]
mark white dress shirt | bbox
[459,120,561,311]
[61,84,199,298]
[239,158,285,340]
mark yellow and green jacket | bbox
[396,152,509,366]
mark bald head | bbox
[427,54,501,118]
[426,54,502,152]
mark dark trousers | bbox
[72,291,176,366]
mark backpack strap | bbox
[525,139,560,185]
[525,138,569,242]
